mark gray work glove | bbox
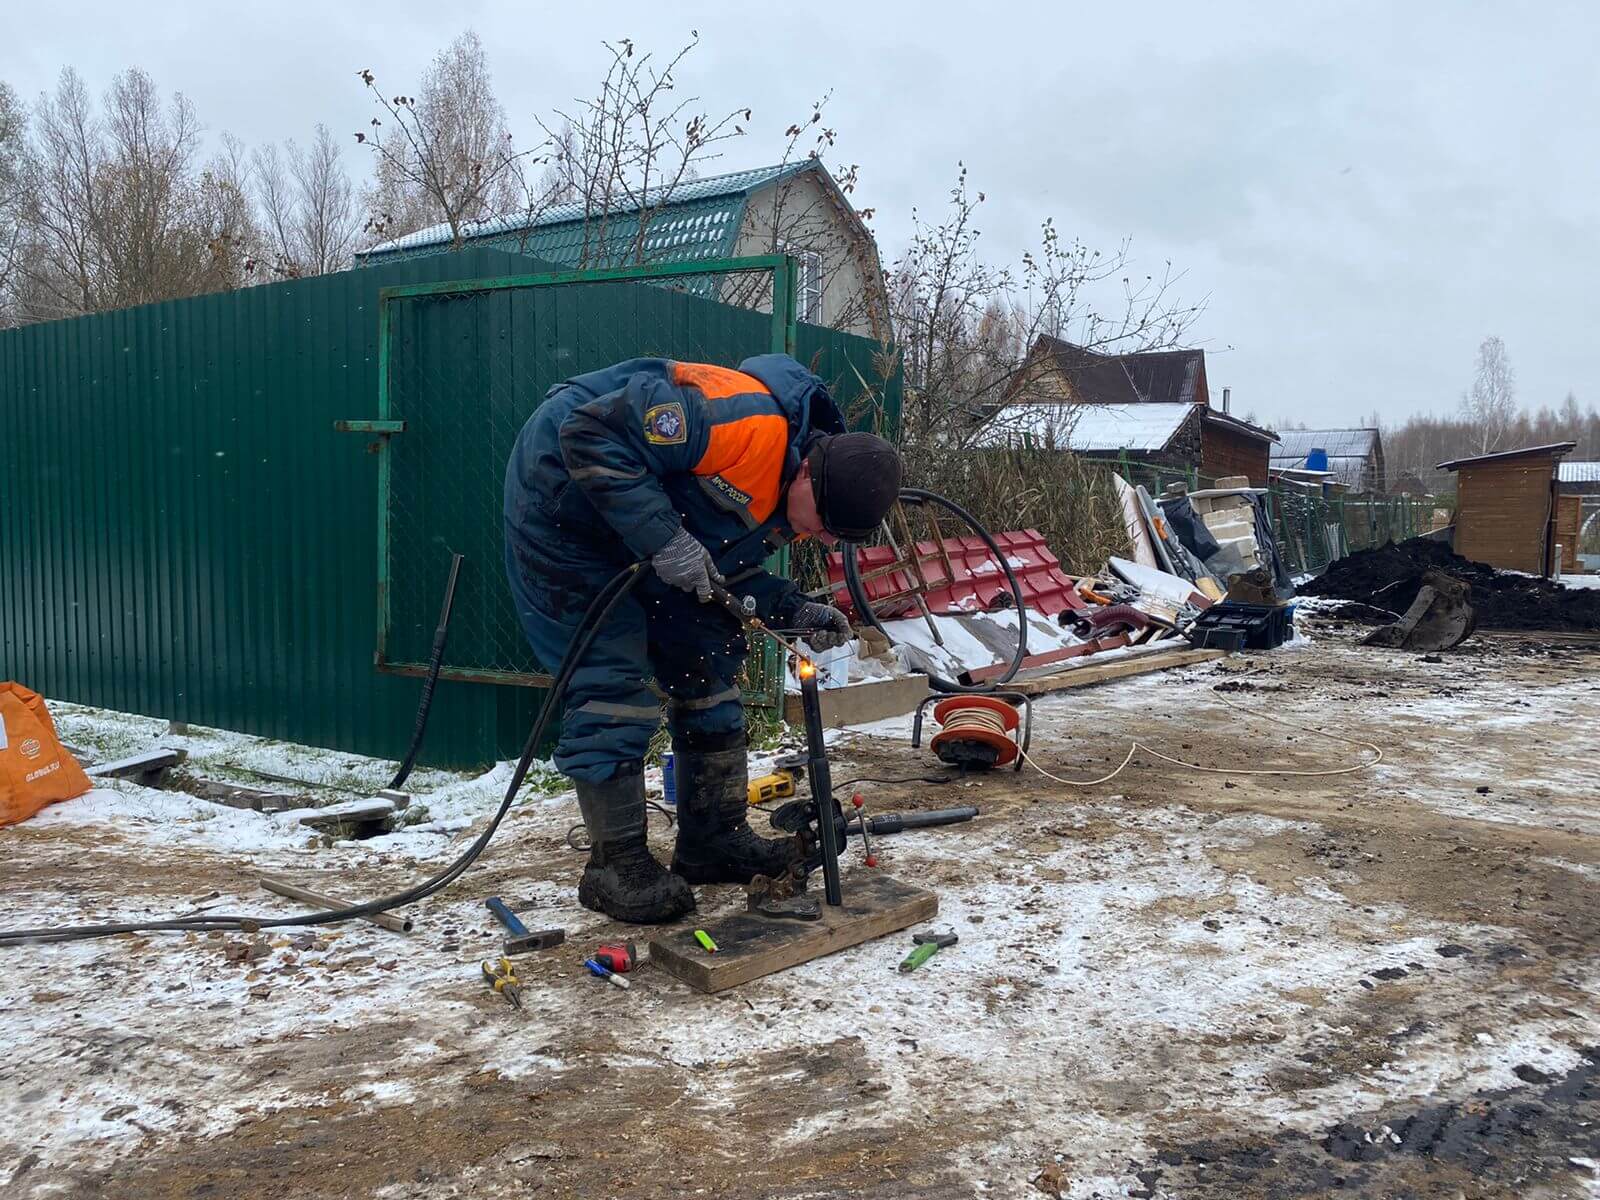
[792,601,853,651]
[651,526,724,601]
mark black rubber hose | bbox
[842,487,1030,693]
[0,564,647,946]
[389,551,464,791]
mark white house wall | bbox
[732,173,879,337]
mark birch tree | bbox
[357,31,528,246]
[255,124,360,277]
[1460,335,1517,454]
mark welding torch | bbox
[709,585,809,661]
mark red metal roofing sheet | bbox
[826,530,1088,619]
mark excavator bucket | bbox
[1360,569,1477,651]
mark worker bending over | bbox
[504,355,902,924]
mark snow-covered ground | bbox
[4,623,1599,1198]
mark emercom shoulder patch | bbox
[644,402,687,445]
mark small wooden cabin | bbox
[1437,442,1576,575]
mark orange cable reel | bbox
[928,695,1023,771]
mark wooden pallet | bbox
[649,871,938,994]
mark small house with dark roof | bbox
[357,161,887,338]
[1270,428,1386,493]
[1438,442,1576,575]
[992,335,1278,484]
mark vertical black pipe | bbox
[800,666,843,906]
[389,551,464,789]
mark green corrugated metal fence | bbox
[376,256,798,703]
[0,249,549,766]
[1,249,901,768]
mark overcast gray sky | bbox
[5,1,1596,426]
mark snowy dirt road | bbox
[3,618,1599,1199]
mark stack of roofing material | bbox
[1112,476,1226,599]
[828,531,1087,620]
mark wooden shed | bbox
[1437,442,1576,575]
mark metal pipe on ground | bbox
[259,875,414,934]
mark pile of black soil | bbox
[1301,537,1600,632]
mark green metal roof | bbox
[358,162,813,269]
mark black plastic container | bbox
[1186,601,1293,651]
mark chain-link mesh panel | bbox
[1084,457,1207,499]
[1081,456,1438,578]
[1580,497,1600,565]
[1270,487,1342,575]
[1269,491,1439,577]
[378,262,790,705]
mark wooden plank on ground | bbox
[782,675,930,729]
[186,777,303,813]
[1003,647,1226,697]
[277,797,399,836]
[649,871,938,994]
[86,748,186,783]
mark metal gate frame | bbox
[368,253,800,705]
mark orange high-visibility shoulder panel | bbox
[672,361,771,401]
[0,682,93,827]
[694,414,790,521]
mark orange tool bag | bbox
[0,683,93,827]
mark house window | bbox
[782,244,825,323]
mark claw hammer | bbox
[486,897,565,955]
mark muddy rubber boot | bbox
[670,730,801,885]
[574,770,695,925]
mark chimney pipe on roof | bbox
[1222,387,1231,414]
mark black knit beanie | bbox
[806,432,903,541]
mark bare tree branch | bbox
[254,124,359,277]
[532,34,747,268]
[889,164,1204,448]
[356,31,537,248]
[11,67,256,322]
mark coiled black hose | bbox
[842,487,1029,693]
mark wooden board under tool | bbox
[648,871,938,994]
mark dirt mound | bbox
[1301,537,1600,632]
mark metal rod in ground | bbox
[800,667,843,906]
[390,550,465,791]
[259,875,414,934]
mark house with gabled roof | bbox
[1270,428,1386,493]
[356,161,888,338]
[983,335,1278,485]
